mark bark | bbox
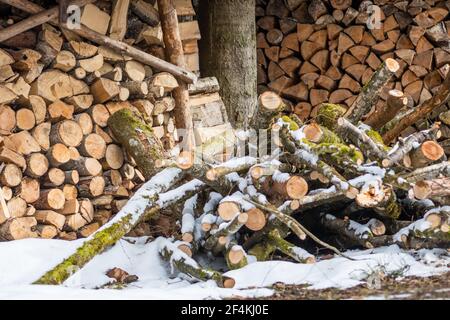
[107,109,165,180]
[199,0,257,129]
[345,58,399,124]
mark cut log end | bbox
[217,201,241,221]
[245,208,266,231]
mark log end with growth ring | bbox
[419,141,444,161]
[245,208,267,231]
[258,91,284,112]
[303,123,322,143]
[285,176,309,199]
[177,244,192,257]
[217,201,241,221]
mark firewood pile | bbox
[0,0,222,241]
[256,0,450,140]
[1,0,450,289]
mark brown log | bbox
[36,224,58,238]
[0,217,37,240]
[43,168,65,187]
[407,141,444,169]
[15,108,35,131]
[50,120,83,147]
[78,133,106,159]
[25,152,48,178]
[77,176,105,198]
[364,89,408,130]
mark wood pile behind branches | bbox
[0,0,221,241]
[256,0,450,144]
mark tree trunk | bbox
[199,0,256,129]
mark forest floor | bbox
[259,271,450,300]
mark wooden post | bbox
[157,0,195,152]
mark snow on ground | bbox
[0,237,447,299]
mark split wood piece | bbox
[364,90,409,130]
[384,72,450,144]
[157,0,194,152]
[0,217,37,240]
[413,178,450,200]
[32,122,51,151]
[43,168,65,187]
[0,104,16,135]
[336,117,388,162]
[203,213,249,251]
[382,125,441,168]
[159,239,234,288]
[0,147,26,169]
[406,141,444,169]
[344,58,399,124]
[104,144,124,170]
[34,168,184,284]
[108,109,165,179]
[0,0,196,84]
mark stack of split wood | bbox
[0,0,225,241]
[256,0,450,139]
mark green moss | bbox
[34,215,134,285]
[108,109,164,179]
[281,115,300,131]
[316,103,347,130]
[365,129,390,152]
[248,241,275,261]
[312,143,364,164]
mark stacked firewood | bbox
[0,0,218,241]
[256,0,450,137]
